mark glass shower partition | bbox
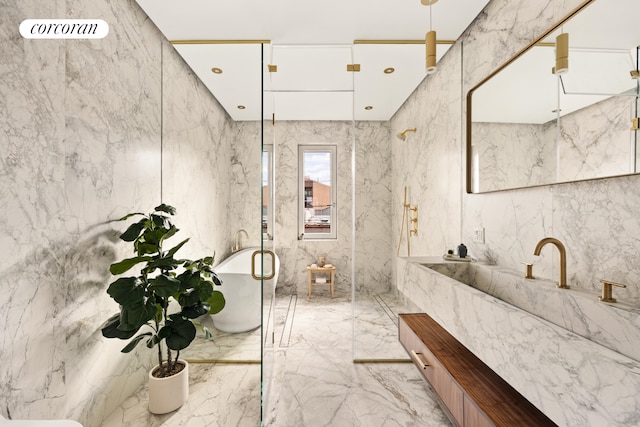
[351,42,433,362]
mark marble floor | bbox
[103,291,451,426]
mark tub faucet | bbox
[533,237,569,289]
[233,229,249,253]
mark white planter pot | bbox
[148,359,189,414]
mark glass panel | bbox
[352,48,410,363]
[261,44,275,425]
[172,42,263,364]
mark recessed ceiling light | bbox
[211,67,223,74]
[237,105,246,110]
[364,106,373,110]
[384,67,395,74]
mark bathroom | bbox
[2,0,639,425]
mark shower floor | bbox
[102,293,451,426]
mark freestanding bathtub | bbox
[211,247,280,333]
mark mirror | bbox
[467,0,640,193]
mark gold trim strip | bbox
[352,359,413,364]
[354,39,455,45]
[170,39,271,45]
[186,359,261,364]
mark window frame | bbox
[298,144,337,240]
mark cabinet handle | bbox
[411,350,429,369]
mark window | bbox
[298,145,337,239]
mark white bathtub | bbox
[211,247,280,333]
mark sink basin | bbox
[421,261,640,363]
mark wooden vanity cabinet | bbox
[399,313,556,427]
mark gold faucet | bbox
[533,237,569,289]
[232,229,249,253]
[598,279,627,303]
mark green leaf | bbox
[212,273,222,287]
[101,313,138,339]
[155,204,176,215]
[117,212,145,221]
[109,256,153,275]
[135,242,158,256]
[164,317,196,351]
[146,256,181,272]
[106,277,144,305]
[182,302,210,319]
[151,213,168,228]
[207,291,225,315]
[149,274,181,298]
[158,224,178,245]
[165,238,189,258]
[142,227,166,246]
[178,289,200,308]
[119,219,147,242]
[121,333,152,353]
[146,332,162,348]
[197,281,214,301]
[118,302,150,332]
[203,256,214,266]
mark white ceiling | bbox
[135,0,491,121]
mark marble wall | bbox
[391,41,463,259]
[472,121,556,191]
[473,94,633,191]
[393,0,640,306]
[267,120,392,296]
[0,0,237,424]
[558,94,634,182]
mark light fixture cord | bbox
[429,4,433,31]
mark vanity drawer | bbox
[400,316,464,425]
[399,313,556,427]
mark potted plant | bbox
[100,203,225,414]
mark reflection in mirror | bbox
[468,0,640,193]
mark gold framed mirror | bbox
[466,0,640,193]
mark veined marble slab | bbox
[397,257,640,427]
[424,260,640,363]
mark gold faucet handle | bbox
[598,279,627,303]
[521,262,534,279]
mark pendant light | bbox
[553,32,569,75]
[421,0,439,74]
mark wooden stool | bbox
[307,265,336,298]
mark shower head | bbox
[396,128,417,141]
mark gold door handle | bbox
[410,350,429,370]
[251,250,276,281]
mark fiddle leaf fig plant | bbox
[101,203,225,377]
